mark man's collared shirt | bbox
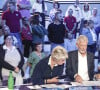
[78,52,89,80]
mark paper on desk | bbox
[0,88,8,90]
[41,84,72,89]
[27,85,41,89]
[71,81,100,86]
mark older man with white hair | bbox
[66,35,100,83]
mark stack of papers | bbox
[27,85,41,89]
[71,81,100,86]
[41,84,72,89]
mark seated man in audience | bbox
[66,35,100,83]
[31,46,68,85]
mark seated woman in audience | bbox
[31,46,68,85]
[27,43,46,77]
[0,34,24,85]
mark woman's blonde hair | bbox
[51,46,68,61]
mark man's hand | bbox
[95,74,100,80]
[75,74,83,83]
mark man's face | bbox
[8,3,15,11]
[57,13,63,21]
[77,41,87,54]
[68,9,73,16]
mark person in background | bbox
[48,10,66,51]
[80,20,89,34]
[49,1,60,22]
[64,9,77,38]
[82,3,91,21]
[21,17,33,58]
[66,35,100,83]
[0,34,24,85]
[31,46,68,85]
[32,0,47,27]
[31,13,48,49]
[3,25,19,48]
[27,43,46,77]
[82,20,97,54]
[0,25,4,46]
[90,8,100,39]
[64,33,77,52]
[65,2,82,32]
[2,2,23,52]
[17,0,32,20]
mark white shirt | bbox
[78,52,89,80]
[90,15,100,29]
[32,2,47,13]
[49,8,57,21]
[2,45,21,77]
[89,28,97,42]
[82,10,91,20]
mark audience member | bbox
[0,25,4,45]
[17,0,32,19]
[49,1,60,22]
[21,17,33,58]
[3,25,18,48]
[64,33,77,52]
[66,35,100,83]
[27,43,46,77]
[32,0,47,27]
[82,20,97,54]
[65,3,82,31]
[64,9,77,38]
[31,46,68,85]
[82,3,91,21]
[48,10,66,51]
[90,8,100,38]
[80,20,89,34]
[2,2,23,52]
[0,34,24,85]
[31,14,48,48]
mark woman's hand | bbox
[14,67,19,73]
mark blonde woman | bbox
[31,46,68,85]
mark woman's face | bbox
[54,3,59,9]
[5,36,13,46]
[36,44,42,52]
[56,59,65,65]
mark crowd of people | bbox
[0,0,100,86]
